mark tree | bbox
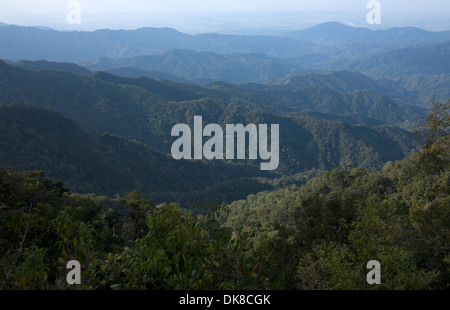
[414,100,450,173]
[120,191,154,240]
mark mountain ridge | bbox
[0,102,273,206]
[80,49,306,84]
[288,21,450,46]
[0,60,419,176]
[2,21,450,64]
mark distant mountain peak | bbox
[309,21,355,30]
[289,22,450,46]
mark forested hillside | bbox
[80,49,306,84]
[346,41,450,79]
[0,61,420,188]
[0,101,448,290]
[0,103,273,206]
[335,41,450,107]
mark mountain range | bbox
[0,20,448,204]
[1,22,449,106]
[2,21,450,62]
[0,24,312,61]
[0,60,421,203]
[287,22,450,46]
[0,17,448,291]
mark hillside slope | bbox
[0,61,418,174]
[0,103,272,205]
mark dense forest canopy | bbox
[0,101,448,290]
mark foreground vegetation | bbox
[0,101,448,290]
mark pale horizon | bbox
[0,1,449,34]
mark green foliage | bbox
[0,169,101,289]
[0,134,448,290]
[414,100,450,173]
[226,147,448,289]
[120,191,155,240]
[87,204,216,290]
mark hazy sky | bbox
[1,0,449,33]
[1,0,450,13]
